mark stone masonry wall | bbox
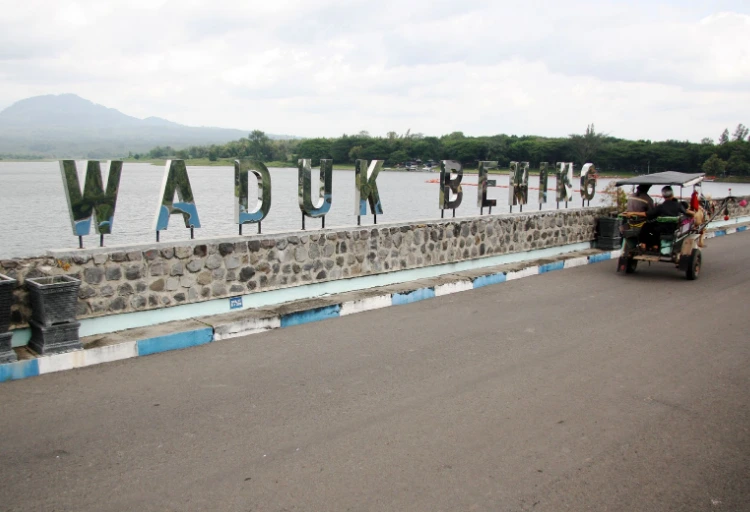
[0,204,716,328]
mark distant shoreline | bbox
[2,158,748,183]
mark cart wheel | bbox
[686,248,701,280]
[625,257,638,274]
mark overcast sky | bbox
[1,0,748,142]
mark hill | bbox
[0,94,293,158]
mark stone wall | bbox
[0,203,721,328]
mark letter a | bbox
[154,159,201,231]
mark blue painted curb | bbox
[473,273,507,288]
[0,359,39,383]
[539,261,566,273]
[280,304,341,328]
[392,287,436,305]
[737,226,748,232]
[137,328,214,357]
[588,253,612,263]
[713,230,727,237]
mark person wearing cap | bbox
[626,184,654,213]
[631,186,694,250]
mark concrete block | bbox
[213,316,281,341]
[506,266,539,281]
[37,350,86,375]
[434,280,473,297]
[587,253,612,264]
[538,261,565,273]
[84,341,138,366]
[0,358,39,383]
[137,327,214,357]
[563,256,589,269]
[340,295,392,316]
[392,287,435,306]
[472,273,507,289]
[280,305,341,328]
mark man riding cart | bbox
[614,172,735,280]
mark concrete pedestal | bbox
[28,319,82,356]
[0,331,17,364]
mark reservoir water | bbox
[0,161,745,259]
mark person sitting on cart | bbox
[626,184,654,212]
[629,186,694,250]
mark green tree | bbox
[208,146,219,162]
[732,123,749,142]
[569,124,604,165]
[718,128,730,145]
[726,151,750,176]
[348,145,364,161]
[296,138,332,166]
[249,130,272,160]
[702,154,726,176]
[388,149,410,165]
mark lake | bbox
[0,161,745,258]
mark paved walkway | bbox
[1,232,749,512]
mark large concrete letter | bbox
[298,159,332,218]
[60,160,123,236]
[235,159,271,224]
[440,160,463,210]
[477,161,497,209]
[511,161,529,206]
[538,162,550,206]
[555,162,574,204]
[580,163,597,202]
[154,159,201,231]
[354,159,384,215]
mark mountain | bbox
[0,94,293,158]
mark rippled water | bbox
[0,161,745,258]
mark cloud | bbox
[0,0,748,142]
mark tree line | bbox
[137,124,750,176]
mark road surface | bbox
[1,232,749,511]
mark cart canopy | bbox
[615,171,704,188]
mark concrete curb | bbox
[1,223,746,384]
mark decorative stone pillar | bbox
[26,275,83,355]
[0,273,17,363]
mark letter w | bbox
[59,160,123,236]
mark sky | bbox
[0,0,749,142]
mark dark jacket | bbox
[646,198,687,220]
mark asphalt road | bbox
[1,232,749,512]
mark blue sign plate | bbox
[229,296,243,310]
